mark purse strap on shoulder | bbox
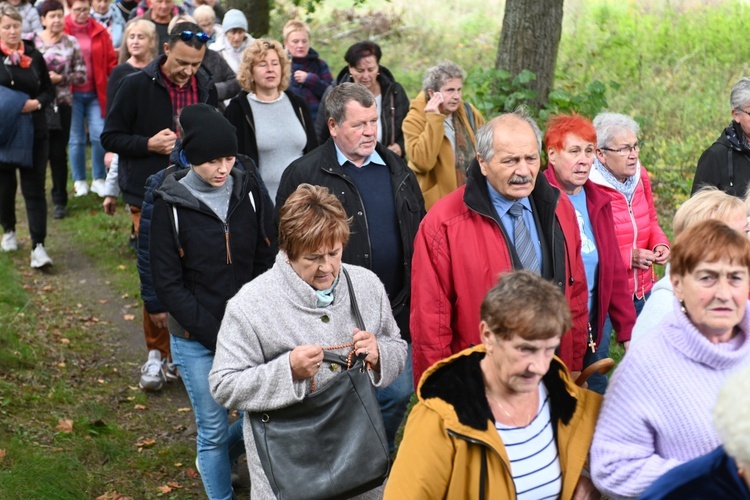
[342,266,365,331]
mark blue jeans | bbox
[634,292,651,317]
[583,314,613,395]
[376,344,413,454]
[69,91,106,182]
[171,335,244,500]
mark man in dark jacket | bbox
[101,21,217,391]
[275,82,425,453]
[692,77,750,198]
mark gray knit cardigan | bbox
[210,251,407,499]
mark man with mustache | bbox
[275,82,425,455]
[410,111,589,387]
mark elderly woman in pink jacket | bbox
[589,112,670,316]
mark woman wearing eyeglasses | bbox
[590,112,670,317]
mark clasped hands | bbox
[631,244,669,270]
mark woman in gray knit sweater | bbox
[210,184,407,499]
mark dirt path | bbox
[5,199,249,498]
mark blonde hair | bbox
[672,187,747,237]
[119,18,158,64]
[167,14,196,32]
[278,184,351,261]
[192,4,215,24]
[282,19,309,42]
[237,38,290,93]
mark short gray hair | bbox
[714,363,750,463]
[325,82,375,125]
[422,60,465,93]
[475,108,542,163]
[730,77,750,111]
[0,2,23,22]
[592,112,640,149]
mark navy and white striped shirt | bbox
[495,383,562,500]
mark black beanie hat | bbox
[180,104,238,165]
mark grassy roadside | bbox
[0,193,205,499]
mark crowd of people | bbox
[2,0,750,498]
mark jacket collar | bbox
[543,166,610,214]
[318,138,404,180]
[418,345,579,432]
[463,158,560,224]
[156,166,247,209]
[144,54,211,95]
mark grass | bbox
[0,191,205,498]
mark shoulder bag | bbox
[250,266,390,500]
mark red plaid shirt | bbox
[160,65,199,136]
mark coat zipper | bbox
[446,429,516,498]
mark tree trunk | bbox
[225,0,270,38]
[495,0,564,107]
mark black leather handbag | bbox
[250,267,390,500]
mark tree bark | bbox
[495,0,564,107]
[225,0,270,38]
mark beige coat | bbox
[403,91,484,210]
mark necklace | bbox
[486,391,533,427]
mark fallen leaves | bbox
[186,467,199,479]
[134,437,156,451]
[157,482,183,493]
[96,491,132,500]
[133,404,146,411]
[123,314,135,321]
[177,407,191,413]
[56,419,74,433]
[0,449,6,462]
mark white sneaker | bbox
[165,361,180,381]
[90,179,106,197]
[1,230,17,252]
[30,244,52,268]
[74,180,89,197]
[139,350,167,391]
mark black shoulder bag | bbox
[250,266,390,500]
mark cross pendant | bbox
[588,340,596,353]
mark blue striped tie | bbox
[509,202,540,274]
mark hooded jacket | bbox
[403,90,485,210]
[149,167,277,352]
[692,120,750,198]
[544,168,635,344]
[63,15,117,117]
[588,162,670,299]
[384,346,601,499]
[410,159,589,384]
[288,47,332,121]
[315,65,410,156]
[100,55,218,206]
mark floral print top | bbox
[30,33,87,106]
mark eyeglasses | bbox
[737,109,750,118]
[600,143,641,156]
[171,30,210,44]
[71,7,88,13]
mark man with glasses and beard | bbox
[101,22,217,392]
[410,111,590,388]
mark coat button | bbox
[357,211,363,216]
[364,254,369,259]
[321,314,330,323]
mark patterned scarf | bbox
[724,120,750,153]
[593,157,639,202]
[0,39,32,69]
[90,9,113,28]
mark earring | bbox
[680,300,687,314]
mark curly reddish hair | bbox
[544,113,597,152]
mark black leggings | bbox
[0,135,49,247]
[48,103,72,207]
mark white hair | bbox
[592,112,640,149]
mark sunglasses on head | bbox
[171,30,210,44]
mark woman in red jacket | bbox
[64,0,116,198]
[544,113,636,394]
[589,112,670,318]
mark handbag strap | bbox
[310,266,369,392]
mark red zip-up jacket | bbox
[544,168,636,344]
[410,160,589,385]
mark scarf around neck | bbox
[594,157,638,202]
[90,9,113,28]
[1,39,32,69]
[724,121,750,153]
[315,271,340,307]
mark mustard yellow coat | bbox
[403,92,485,210]
[384,346,601,499]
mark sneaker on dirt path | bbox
[166,361,179,381]
[90,179,106,197]
[30,244,52,268]
[1,230,17,252]
[139,349,166,390]
[73,180,89,197]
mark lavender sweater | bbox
[590,297,750,499]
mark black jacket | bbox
[315,65,410,157]
[275,139,425,341]
[692,121,750,197]
[101,55,218,206]
[150,167,277,351]
[200,49,240,111]
[223,89,318,166]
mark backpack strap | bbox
[166,203,184,258]
[728,146,734,190]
